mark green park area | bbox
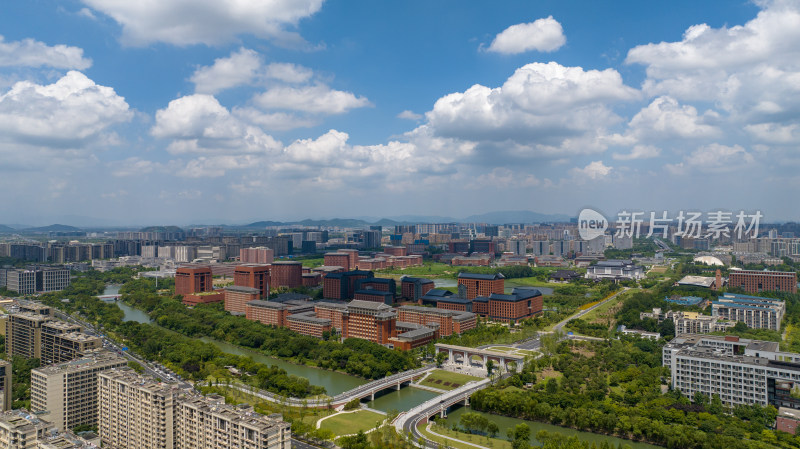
[418,369,481,391]
[318,410,385,436]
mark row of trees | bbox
[116,278,418,380]
[35,272,325,398]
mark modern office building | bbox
[711,293,786,330]
[456,273,505,300]
[0,266,70,295]
[585,259,645,280]
[31,350,127,431]
[664,335,800,408]
[728,270,797,294]
[175,265,213,296]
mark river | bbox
[440,406,661,449]
[102,285,436,406]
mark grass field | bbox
[376,261,456,277]
[579,290,632,325]
[419,369,481,391]
[487,346,515,353]
[319,410,385,436]
[200,384,333,428]
[424,423,512,449]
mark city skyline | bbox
[2,0,800,224]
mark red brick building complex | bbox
[239,247,274,264]
[182,290,224,306]
[457,272,505,300]
[270,261,303,289]
[324,253,351,271]
[314,302,348,332]
[175,265,213,296]
[728,270,797,294]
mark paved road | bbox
[55,309,189,387]
[551,287,630,333]
[396,378,493,448]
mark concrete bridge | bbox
[213,365,435,409]
[435,343,525,375]
[394,378,492,441]
[97,294,121,301]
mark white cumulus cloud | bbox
[81,0,325,46]
[571,161,613,180]
[0,36,92,69]
[253,84,371,115]
[0,71,131,145]
[487,16,566,54]
[191,48,263,94]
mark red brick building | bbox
[354,290,394,305]
[323,270,374,300]
[233,264,270,298]
[383,246,407,257]
[389,326,437,351]
[777,408,800,435]
[401,277,435,301]
[344,300,396,345]
[287,312,332,338]
[473,296,489,315]
[182,290,224,306]
[457,272,505,300]
[728,270,797,294]
[397,305,476,336]
[239,247,274,264]
[340,249,360,269]
[270,261,303,289]
[314,302,348,332]
[324,252,351,271]
[245,300,289,327]
[486,288,544,323]
[224,286,260,314]
[302,272,322,287]
[175,265,213,296]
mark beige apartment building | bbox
[0,361,10,412]
[0,410,55,449]
[31,350,127,431]
[98,369,178,449]
[98,369,291,449]
[6,311,101,365]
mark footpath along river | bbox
[104,285,437,409]
[104,285,662,447]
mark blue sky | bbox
[1,0,798,226]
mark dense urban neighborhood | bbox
[1,219,800,449]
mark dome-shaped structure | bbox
[693,255,725,266]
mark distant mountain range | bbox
[0,210,575,232]
[243,210,572,228]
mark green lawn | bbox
[579,289,633,324]
[424,422,512,449]
[376,262,456,277]
[419,369,481,391]
[487,346,515,353]
[319,410,385,436]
